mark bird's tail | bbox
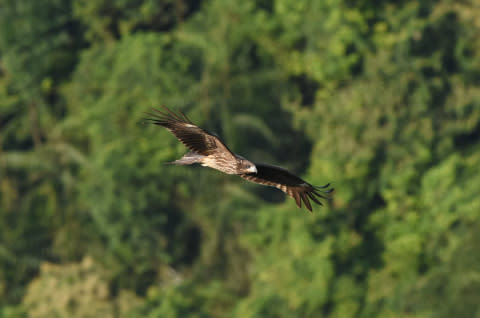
[168,151,205,165]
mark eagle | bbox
[146,106,333,212]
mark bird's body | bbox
[146,106,333,212]
[172,151,256,175]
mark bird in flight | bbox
[146,106,333,212]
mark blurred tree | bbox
[23,257,141,318]
[61,32,205,293]
[73,0,203,42]
[0,0,84,305]
[1,0,480,317]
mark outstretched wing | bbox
[240,163,333,212]
[145,106,236,159]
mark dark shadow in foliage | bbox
[133,0,205,33]
[254,0,274,13]
[330,143,387,282]
[173,224,202,267]
[346,43,364,76]
[454,120,480,150]
[410,12,459,73]
[289,74,319,107]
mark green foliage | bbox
[23,257,141,317]
[2,0,480,317]
[72,0,201,42]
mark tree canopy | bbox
[1,0,480,317]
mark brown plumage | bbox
[145,106,333,212]
[239,163,333,212]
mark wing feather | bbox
[307,192,323,206]
[301,193,312,212]
[293,191,301,208]
[145,106,236,161]
[240,163,333,212]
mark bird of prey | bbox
[146,106,333,212]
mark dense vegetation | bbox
[1,0,480,317]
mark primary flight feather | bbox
[146,106,333,212]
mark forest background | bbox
[1,0,480,317]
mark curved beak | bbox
[247,165,258,174]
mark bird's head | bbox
[238,158,257,174]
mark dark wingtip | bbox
[293,192,301,209]
[307,192,323,206]
[146,106,194,127]
[144,107,183,128]
[296,182,334,212]
[314,183,332,190]
[314,183,335,197]
[301,193,312,212]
